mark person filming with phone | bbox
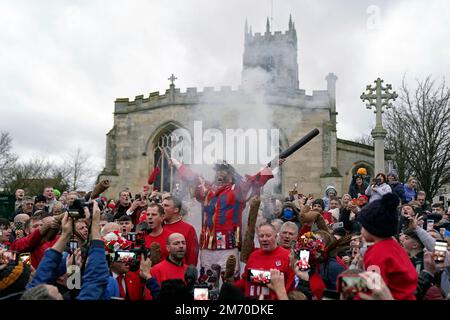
[365,173,392,203]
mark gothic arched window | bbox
[152,125,181,193]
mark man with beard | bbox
[149,233,188,285]
[169,157,285,288]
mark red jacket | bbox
[234,246,295,300]
[164,219,199,267]
[178,164,274,250]
[363,238,417,300]
[10,229,58,269]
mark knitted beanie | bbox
[0,261,32,298]
[358,193,400,238]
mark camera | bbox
[114,250,137,264]
[68,198,88,219]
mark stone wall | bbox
[99,87,332,200]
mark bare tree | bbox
[385,76,450,199]
[4,156,69,196]
[61,147,98,191]
[0,132,19,188]
[352,134,374,146]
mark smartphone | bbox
[247,269,271,285]
[332,222,344,230]
[135,194,141,201]
[114,250,137,263]
[127,232,137,242]
[434,240,447,264]
[427,219,434,231]
[297,249,310,271]
[19,253,31,265]
[69,240,79,253]
[193,286,209,300]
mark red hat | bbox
[108,203,116,210]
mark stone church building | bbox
[99,17,380,200]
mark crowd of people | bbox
[0,160,449,301]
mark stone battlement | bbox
[248,29,296,43]
[114,84,331,114]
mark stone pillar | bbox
[372,127,387,175]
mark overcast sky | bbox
[1,0,449,171]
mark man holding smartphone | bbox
[233,223,295,300]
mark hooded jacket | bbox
[389,181,406,204]
[322,186,337,211]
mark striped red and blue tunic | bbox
[178,165,274,250]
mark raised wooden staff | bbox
[267,128,320,168]
[240,196,261,263]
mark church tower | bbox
[242,15,299,91]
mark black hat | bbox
[213,160,235,173]
[358,193,400,238]
[34,195,46,204]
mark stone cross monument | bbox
[360,77,398,175]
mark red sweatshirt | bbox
[235,246,295,300]
[164,219,199,267]
[144,258,188,300]
[144,228,170,264]
[363,238,418,300]
[151,258,188,285]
